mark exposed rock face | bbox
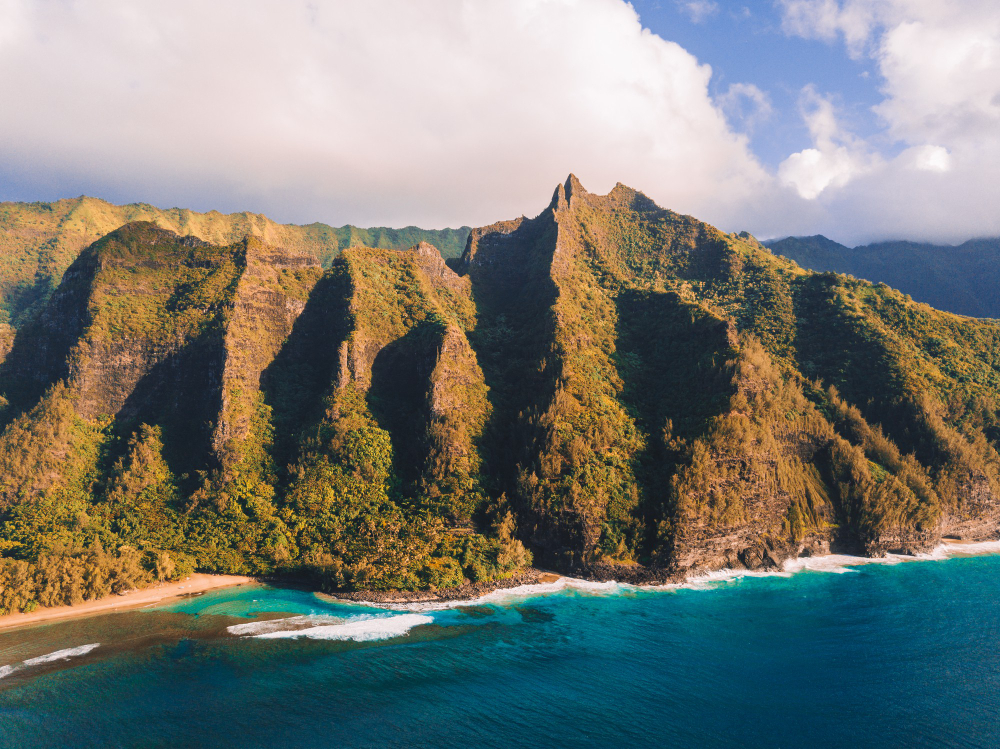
[940,472,1000,541]
[0,247,98,408]
[72,338,188,421]
[0,225,226,422]
[427,325,486,426]
[1,179,1000,586]
[323,243,488,496]
[211,237,321,465]
[409,241,466,294]
[422,324,490,524]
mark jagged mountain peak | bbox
[548,173,591,212]
[564,173,587,202]
[547,175,682,225]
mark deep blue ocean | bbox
[2,553,1000,748]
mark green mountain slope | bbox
[768,235,1000,319]
[0,196,470,327]
[1,177,999,613]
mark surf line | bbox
[352,539,1000,611]
[0,643,101,680]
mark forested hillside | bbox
[2,177,999,613]
[0,196,469,327]
[768,235,1000,319]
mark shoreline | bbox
[334,538,1000,611]
[4,539,1000,633]
[319,569,568,605]
[0,574,254,632]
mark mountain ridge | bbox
[1,176,999,613]
[768,234,1000,319]
[0,195,470,328]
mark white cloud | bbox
[0,0,996,247]
[905,145,952,172]
[0,0,28,50]
[777,0,878,56]
[779,149,857,200]
[876,10,1000,146]
[779,86,878,199]
[773,0,1000,243]
[778,1,1000,153]
[717,82,774,133]
[678,1,719,24]
[0,0,769,231]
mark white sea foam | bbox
[675,541,1000,584]
[478,578,624,604]
[309,538,1000,613]
[226,615,336,636]
[228,613,432,641]
[667,552,915,587]
[660,567,793,591]
[22,643,101,666]
[0,643,100,679]
[361,577,633,612]
[782,553,905,575]
[931,539,1000,559]
[781,541,1000,573]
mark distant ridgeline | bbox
[2,177,1000,614]
[768,235,1000,319]
[0,196,470,328]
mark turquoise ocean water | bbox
[2,552,1000,748]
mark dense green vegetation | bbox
[1,177,1000,614]
[768,234,1000,319]
[461,177,1000,572]
[0,223,522,612]
[0,196,469,326]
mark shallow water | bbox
[3,553,1000,748]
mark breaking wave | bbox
[366,578,630,613]
[0,643,100,679]
[929,539,1000,558]
[361,538,1000,610]
[227,613,432,641]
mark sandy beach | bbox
[4,538,1000,632]
[0,574,254,631]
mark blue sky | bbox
[632,0,884,166]
[0,1,997,245]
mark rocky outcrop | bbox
[940,472,1000,541]
[409,241,467,294]
[335,243,473,393]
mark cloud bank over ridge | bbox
[0,0,996,244]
